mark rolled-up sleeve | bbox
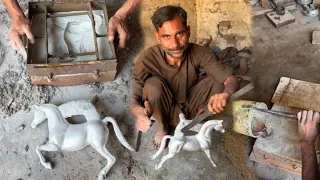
[199,48,233,84]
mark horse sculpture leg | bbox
[36,143,59,169]
[203,149,217,167]
[91,144,116,180]
[155,152,175,170]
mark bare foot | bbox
[152,131,168,149]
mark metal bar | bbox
[87,2,99,60]
[44,5,48,63]
[48,11,89,18]
[48,51,96,58]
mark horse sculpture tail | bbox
[151,135,172,160]
[102,117,135,152]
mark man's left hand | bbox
[207,92,229,114]
[297,110,320,143]
[108,14,129,48]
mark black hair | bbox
[151,6,187,31]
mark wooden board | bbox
[272,77,320,112]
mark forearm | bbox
[114,0,140,18]
[301,140,320,180]
[2,0,24,19]
[223,75,239,96]
[130,98,144,117]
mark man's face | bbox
[155,16,190,59]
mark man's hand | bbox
[297,110,320,143]
[9,15,34,56]
[108,14,129,49]
[207,92,229,114]
[133,101,154,132]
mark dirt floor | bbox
[0,1,319,180]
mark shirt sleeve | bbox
[198,47,233,84]
[131,52,152,103]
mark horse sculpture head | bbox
[31,105,47,128]
[212,120,225,133]
[31,104,63,128]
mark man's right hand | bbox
[133,101,154,132]
[297,110,320,143]
[9,15,34,56]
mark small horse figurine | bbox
[151,113,225,170]
[31,100,135,180]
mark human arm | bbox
[207,75,239,114]
[197,46,239,114]
[3,0,34,56]
[130,53,154,132]
[298,110,320,180]
[108,0,140,48]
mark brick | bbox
[312,31,320,45]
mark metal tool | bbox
[242,106,297,120]
[181,76,256,136]
[135,102,154,152]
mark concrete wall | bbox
[139,0,252,50]
[196,0,252,50]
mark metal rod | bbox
[88,2,99,60]
[48,51,96,58]
[48,12,89,18]
[44,5,48,63]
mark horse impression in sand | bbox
[151,113,225,170]
[31,100,135,180]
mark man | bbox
[2,0,140,56]
[297,110,320,180]
[130,6,240,148]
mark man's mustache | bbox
[167,46,185,51]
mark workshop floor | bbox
[0,1,319,180]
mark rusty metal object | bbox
[27,1,117,86]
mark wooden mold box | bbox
[27,1,117,86]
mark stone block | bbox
[312,31,320,45]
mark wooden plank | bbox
[272,77,320,112]
[27,60,117,76]
[250,150,302,175]
[30,70,116,86]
